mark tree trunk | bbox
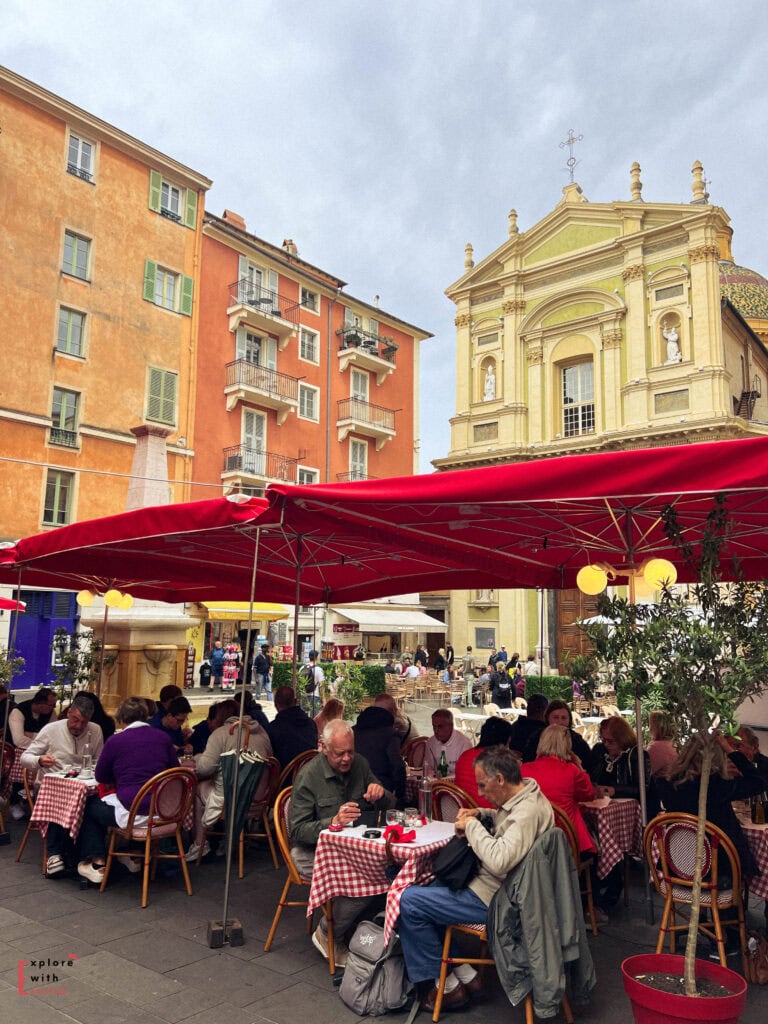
[683,743,713,996]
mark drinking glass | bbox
[386,809,404,826]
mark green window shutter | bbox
[179,274,194,316]
[143,260,158,302]
[148,170,162,213]
[162,371,177,424]
[147,367,163,420]
[235,326,246,360]
[183,188,198,229]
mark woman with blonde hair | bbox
[313,697,345,738]
[522,725,595,853]
[647,710,678,775]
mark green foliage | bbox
[522,675,572,702]
[336,664,369,719]
[0,648,25,687]
[49,628,104,702]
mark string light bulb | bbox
[643,558,678,589]
[576,564,608,596]
[76,589,95,607]
[104,589,123,608]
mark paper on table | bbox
[582,797,611,809]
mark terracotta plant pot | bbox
[622,953,747,1024]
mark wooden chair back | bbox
[431,780,477,822]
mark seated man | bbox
[189,701,225,755]
[425,708,471,775]
[290,719,395,965]
[508,692,548,756]
[8,686,58,749]
[19,692,105,877]
[353,693,406,802]
[267,685,318,769]
[186,698,273,862]
[149,695,193,754]
[398,747,554,1009]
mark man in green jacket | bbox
[290,719,394,966]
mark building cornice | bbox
[0,65,212,191]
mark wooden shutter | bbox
[238,255,249,302]
[147,368,177,425]
[183,188,198,229]
[148,170,162,212]
[265,337,277,371]
[143,260,158,302]
[180,274,194,316]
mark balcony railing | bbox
[336,325,398,362]
[225,360,300,402]
[336,471,380,482]
[50,427,79,448]
[228,278,300,328]
[222,444,298,482]
[337,398,396,432]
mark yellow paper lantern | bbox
[643,558,678,589]
[118,592,134,610]
[576,564,608,596]
[633,575,656,598]
[76,589,95,607]
[104,588,123,608]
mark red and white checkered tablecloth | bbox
[581,798,643,879]
[9,746,24,785]
[30,774,98,840]
[307,820,454,942]
[745,824,768,900]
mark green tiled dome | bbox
[720,260,768,320]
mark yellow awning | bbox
[201,601,289,622]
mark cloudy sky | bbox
[3,1,767,471]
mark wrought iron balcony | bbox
[224,360,300,423]
[227,278,300,346]
[221,444,298,483]
[336,471,380,482]
[50,427,79,448]
[336,398,396,451]
[335,325,398,384]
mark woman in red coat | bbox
[521,725,595,854]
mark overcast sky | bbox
[3,1,767,472]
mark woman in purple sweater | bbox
[77,697,179,883]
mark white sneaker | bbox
[10,803,26,820]
[184,841,209,862]
[46,854,65,876]
[124,856,143,874]
[78,861,105,884]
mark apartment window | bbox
[50,388,79,447]
[344,307,360,329]
[301,287,319,312]
[143,260,193,315]
[56,307,85,357]
[561,362,595,437]
[67,133,94,181]
[300,328,319,363]
[368,317,379,336]
[148,170,198,228]
[146,367,177,426]
[298,467,319,485]
[62,231,90,280]
[298,384,319,421]
[350,439,368,481]
[43,470,74,526]
[351,369,369,402]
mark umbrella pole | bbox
[627,572,654,925]
[290,536,304,699]
[96,601,110,699]
[209,531,260,949]
[1,569,24,842]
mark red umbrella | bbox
[0,598,25,612]
[265,435,768,587]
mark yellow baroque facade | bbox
[437,164,768,672]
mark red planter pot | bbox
[622,953,747,1024]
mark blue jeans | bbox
[398,880,488,984]
[255,673,272,699]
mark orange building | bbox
[193,211,431,499]
[0,66,211,543]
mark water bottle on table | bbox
[80,739,93,774]
[418,771,432,823]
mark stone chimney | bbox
[282,239,298,256]
[222,209,247,231]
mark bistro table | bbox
[744,823,768,900]
[307,819,454,942]
[581,797,643,879]
[30,771,98,840]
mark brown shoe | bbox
[464,974,484,998]
[421,981,469,1012]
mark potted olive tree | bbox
[583,497,768,1021]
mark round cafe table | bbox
[30,772,98,840]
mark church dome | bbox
[719,260,768,320]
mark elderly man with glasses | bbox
[20,692,105,877]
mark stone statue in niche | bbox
[483,363,496,401]
[663,324,682,364]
